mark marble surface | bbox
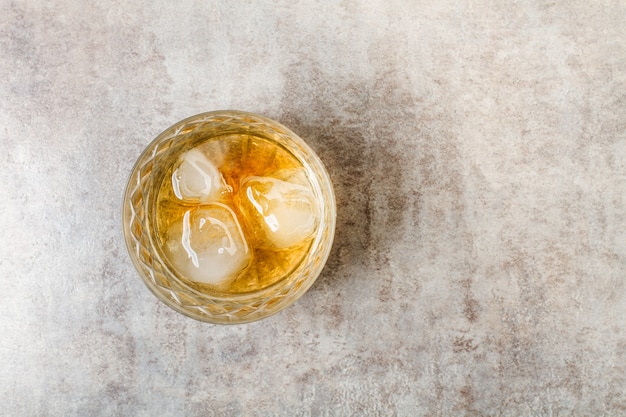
[1,1,625,415]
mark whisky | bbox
[124,111,335,323]
[153,134,320,295]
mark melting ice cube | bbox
[172,148,226,203]
[165,203,250,285]
[239,171,319,249]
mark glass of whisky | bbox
[122,111,336,324]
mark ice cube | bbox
[172,148,226,203]
[239,173,319,249]
[165,203,250,285]
[272,168,310,187]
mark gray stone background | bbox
[1,1,625,416]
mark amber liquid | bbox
[154,134,315,295]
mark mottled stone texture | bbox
[1,1,625,416]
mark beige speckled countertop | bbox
[1,1,625,415]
